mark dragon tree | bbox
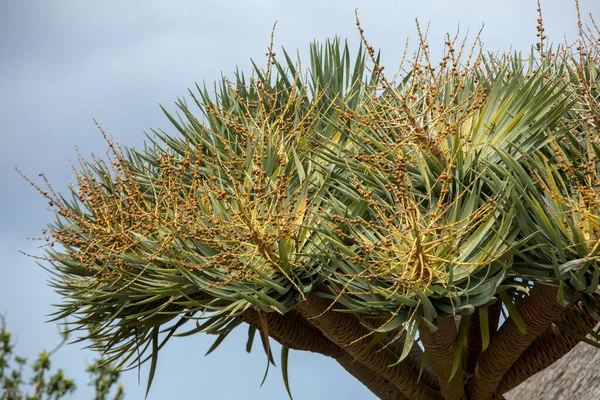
[21,5,600,400]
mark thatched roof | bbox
[505,343,600,400]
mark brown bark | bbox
[495,300,596,394]
[241,310,343,357]
[467,284,574,400]
[384,331,440,391]
[336,352,410,400]
[296,294,443,400]
[241,309,408,400]
[359,313,439,390]
[464,299,503,375]
[419,316,466,400]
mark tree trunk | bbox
[496,300,597,394]
[383,330,440,392]
[336,352,410,400]
[464,299,502,375]
[241,309,407,400]
[467,284,574,400]
[296,294,443,400]
[419,316,466,399]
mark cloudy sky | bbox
[1,1,598,399]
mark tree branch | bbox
[336,352,410,400]
[241,310,408,400]
[467,283,575,400]
[296,294,443,400]
[495,300,596,394]
[464,299,503,375]
[241,310,343,357]
[383,329,440,391]
[358,313,439,390]
[419,316,466,399]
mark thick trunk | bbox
[464,299,502,375]
[241,310,407,400]
[419,316,466,400]
[242,286,586,400]
[241,310,343,357]
[336,352,410,400]
[495,300,596,394]
[467,284,573,400]
[296,294,443,400]
[384,331,440,391]
[359,313,439,390]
